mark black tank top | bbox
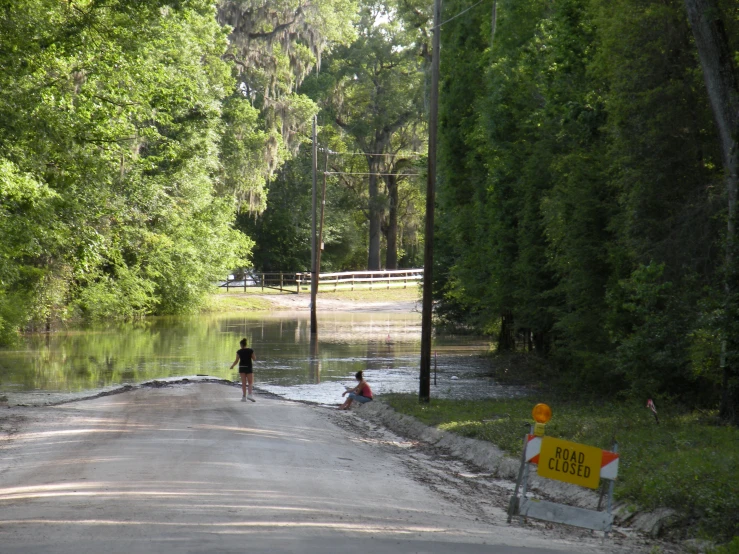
[237,348,253,370]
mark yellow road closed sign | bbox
[537,436,602,489]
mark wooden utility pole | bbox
[318,150,328,273]
[420,0,442,403]
[311,115,318,335]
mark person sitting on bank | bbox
[339,371,373,410]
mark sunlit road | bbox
[1,384,621,553]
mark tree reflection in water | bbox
[0,312,508,404]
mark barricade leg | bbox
[605,442,618,536]
[508,427,532,523]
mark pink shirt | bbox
[358,381,373,399]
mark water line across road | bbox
[0,383,647,553]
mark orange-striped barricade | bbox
[508,433,620,534]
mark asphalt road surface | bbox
[0,384,646,553]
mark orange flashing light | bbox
[532,403,552,424]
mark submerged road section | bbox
[0,384,639,553]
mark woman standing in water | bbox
[339,370,373,410]
[230,338,256,402]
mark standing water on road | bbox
[0,311,525,406]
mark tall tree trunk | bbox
[498,311,516,352]
[684,0,739,423]
[385,173,399,269]
[367,157,383,270]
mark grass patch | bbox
[212,287,295,296]
[318,287,419,302]
[202,293,275,312]
[208,285,420,309]
[383,393,739,542]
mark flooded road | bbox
[0,311,524,406]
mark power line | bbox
[433,0,487,29]
[324,171,422,176]
[320,150,423,157]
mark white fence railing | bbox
[218,269,423,293]
[297,269,423,292]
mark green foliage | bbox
[217,0,357,207]
[236,130,369,272]
[384,393,739,541]
[605,264,718,402]
[709,537,739,554]
[0,292,29,346]
[433,0,732,408]
[307,0,428,270]
[619,416,739,541]
[219,97,272,212]
[219,0,358,98]
[0,0,253,339]
[236,153,314,272]
[75,267,155,321]
[230,0,428,274]
[0,159,59,337]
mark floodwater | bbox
[0,311,524,406]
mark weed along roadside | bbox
[357,395,739,549]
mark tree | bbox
[433,0,731,406]
[318,0,427,269]
[683,0,739,422]
[591,0,722,398]
[236,126,369,272]
[216,0,357,213]
[381,121,426,269]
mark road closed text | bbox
[548,447,591,478]
[537,436,602,489]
